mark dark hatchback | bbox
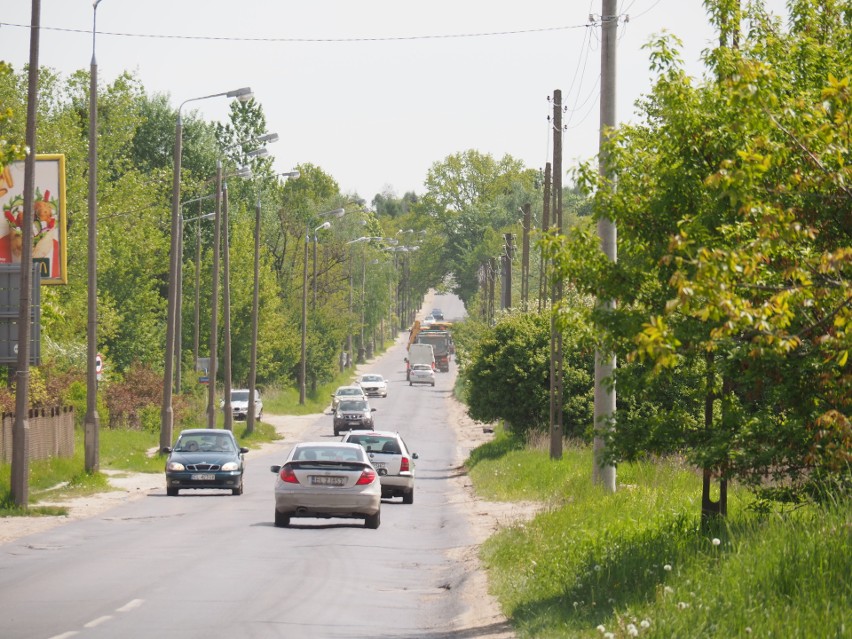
[163,428,248,496]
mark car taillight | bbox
[356,468,377,485]
[400,457,410,472]
[280,466,300,484]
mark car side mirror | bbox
[161,446,173,454]
[371,408,377,412]
[240,447,249,454]
[270,465,281,473]
[412,452,419,459]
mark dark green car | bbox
[163,429,248,496]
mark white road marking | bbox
[83,616,112,628]
[117,598,145,612]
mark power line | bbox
[0,21,592,44]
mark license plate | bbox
[191,473,215,481]
[373,462,386,469]
[348,421,361,426]
[310,476,345,486]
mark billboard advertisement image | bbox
[0,154,68,284]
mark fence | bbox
[0,406,75,463]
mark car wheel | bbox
[274,509,290,528]
[409,381,413,386]
[402,487,414,505]
[166,487,179,496]
[333,426,340,436]
[431,382,435,386]
[232,479,243,496]
[364,510,381,529]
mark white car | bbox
[357,374,388,398]
[409,363,435,386]
[331,385,367,411]
[270,442,382,528]
[222,388,262,421]
[341,430,417,504]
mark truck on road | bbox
[405,343,435,381]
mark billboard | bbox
[0,154,68,284]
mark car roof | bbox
[344,430,401,437]
[335,385,364,392]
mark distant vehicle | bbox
[163,429,248,496]
[431,308,444,321]
[409,363,435,386]
[422,315,436,325]
[333,399,376,435]
[221,388,262,421]
[341,430,417,504]
[270,442,381,529]
[405,342,435,381]
[357,373,388,398]
[414,329,451,372]
[331,385,367,411]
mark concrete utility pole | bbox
[550,90,564,461]
[12,0,41,507]
[594,0,618,492]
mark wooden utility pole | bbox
[521,204,530,308]
[503,232,513,309]
[539,162,551,312]
[594,1,618,491]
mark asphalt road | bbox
[0,292,493,639]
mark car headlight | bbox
[166,461,185,471]
[221,461,240,471]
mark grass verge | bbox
[472,429,851,638]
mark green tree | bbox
[551,0,851,505]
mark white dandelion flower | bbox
[712,538,721,546]
[663,564,672,571]
[640,619,651,628]
[596,625,606,633]
[627,623,639,637]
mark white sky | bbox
[2,1,788,202]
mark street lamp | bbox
[247,170,300,433]
[161,85,252,452]
[299,207,345,404]
[346,237,382,362]
[176,203,215,389]
[85,0,105,473]
[312,208,345,308]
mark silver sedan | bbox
[270,442,381,529]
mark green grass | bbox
[0,411,282,516]
[472,430,851,638]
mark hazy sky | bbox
[2,1,788,202]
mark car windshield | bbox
[337,388,362,396]
[339,400,368,411]
[361,376,381,382]
[176,435,235,452]
[346,435,402,455]
[231,390,249,402]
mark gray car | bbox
[270,442,381,529]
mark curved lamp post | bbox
[85,0,105,473]
[299,208,345,404]
[247,170,300,433]
[160,85,252,452]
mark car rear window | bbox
[293,447,364,462]
[346,435,401,455]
